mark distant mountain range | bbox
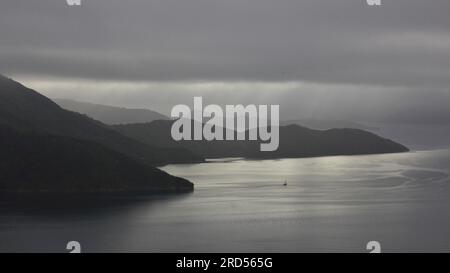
[0,74,195,193]
[54,99,169,125]
[280,119,377,131]
[113,120,409,159]
[54,99,375,131]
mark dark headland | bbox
[0,74,193,193]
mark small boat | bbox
[283,180,288,186]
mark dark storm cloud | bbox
[1,0,450,124]
[1,0,450,86]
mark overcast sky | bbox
[1,0,450,123]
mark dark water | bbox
[1,150,450,253]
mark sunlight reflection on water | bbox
[1,150,450,252]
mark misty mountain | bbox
[113,120,409,160]
[54,98,169,125]
[0,75,203,166]
[280,119,377,131]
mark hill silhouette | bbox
[0,74,195,193]
[0,124,192,193]
[54,98,169,125]
[113,120,409,159]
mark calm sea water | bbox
[1,150,450,253]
